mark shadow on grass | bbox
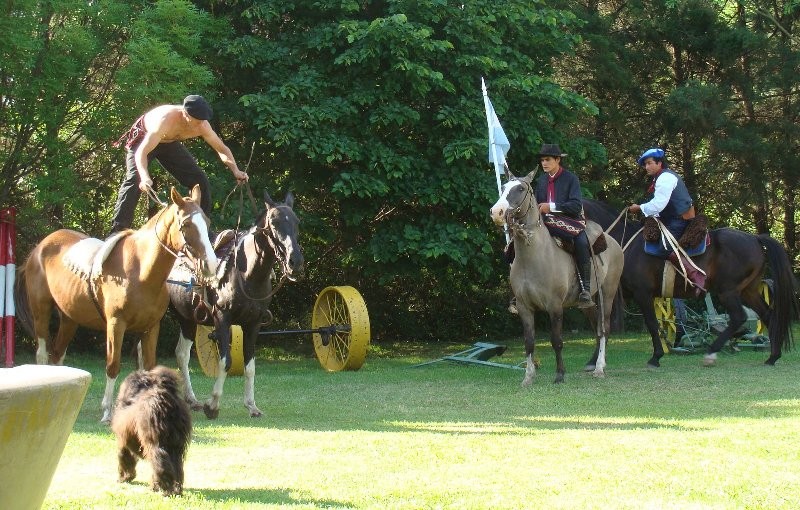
[187,487,350,508]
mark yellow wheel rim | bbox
[311,286,370,371]
[654,297,675,352]
[194,324,244,377]
[756,281,769,335]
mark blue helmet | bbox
[637,148,665,166]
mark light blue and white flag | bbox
[486,97,510,165]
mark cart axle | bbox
[259,324,350,346]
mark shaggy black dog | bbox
[111,366,192,496]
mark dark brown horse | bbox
[490,172,624,384]
[16,186,217,422]
[166,191,303,418]
[583,198,799,368]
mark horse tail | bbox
[13,265,36,339]
[757,234,799,352]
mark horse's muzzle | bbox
[490,206,507,226]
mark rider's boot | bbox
[668,251,706,297]
[576,261,594,309]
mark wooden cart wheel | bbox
[311,286,370,371]
[654,297,675,352]
[194,324,244,377]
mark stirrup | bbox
[508,297,519,315]
[577,290,594,309]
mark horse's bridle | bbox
[503,179,541,236]
[154,207,206,259]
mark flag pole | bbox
[481,77,509,243]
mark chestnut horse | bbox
[166,191,303,418]
[490,171,624,385]
[16,185,218,422]
[582,198,799,368]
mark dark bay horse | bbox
[166,191,303,418]
[490,171,624,384]
[16,186,217,422]
[583,198,799,368]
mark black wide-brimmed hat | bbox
[183,95,213,120]
[536,143,567,158]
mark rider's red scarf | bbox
[646,169,665,195]
[546,167,563,202]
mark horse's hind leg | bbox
[27,287,55,364]
[49,313,78,365]
[740,282,780,364]
[549,310,566,384]
[703,292,747,367]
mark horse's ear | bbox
[506,167,517,180]
[263,190,276,207]
[170,187,184,206]
[284,191,294,208]
[189,184,202,203]
[523,166,539,183]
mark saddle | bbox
[502,229,608,264]
[554,233,608,256]
[643,215,708,248]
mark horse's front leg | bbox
[175,327,203,411]
[204,317,232,419]
[549,310,566,383]
[242,322,263,418]
[636,290,665,368]
[518,307,537,387]
[101,318,127,423]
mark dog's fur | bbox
[111,366,192,496]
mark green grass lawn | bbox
[23,332,800,509]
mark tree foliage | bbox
[2,0,798,346]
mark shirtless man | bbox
[110,95,249,234]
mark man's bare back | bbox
[142,105,206,143]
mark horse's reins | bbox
[602,207,643,252]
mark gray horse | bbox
[490,170,624,385]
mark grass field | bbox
[22,332,800,509]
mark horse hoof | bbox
[250,410,263,418]
[702,355,717,367]
[203,404,220,419]
[553,375,565,384]
[584,364,596,372]
[592,370,605,378]
[764,356,779,366]
[190,402,204,412]
[521,377,533,387]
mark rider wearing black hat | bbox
[534,143,594,308]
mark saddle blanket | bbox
[645,232,710,258]
[62,233,126,280]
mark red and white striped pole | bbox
[1,207,16,367]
